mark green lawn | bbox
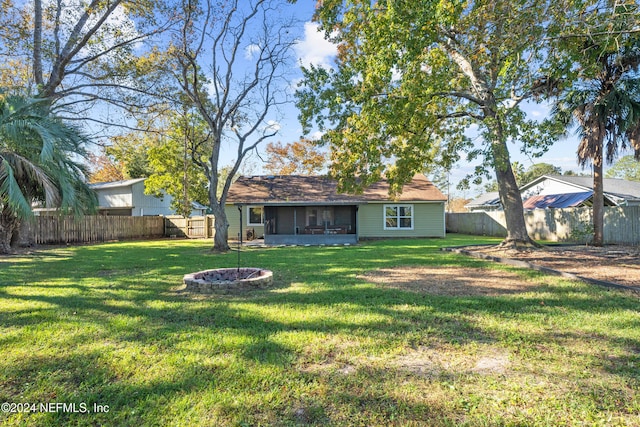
[0,236,638,426]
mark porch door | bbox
[305,207,334,227]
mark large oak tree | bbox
[297,0,573,247]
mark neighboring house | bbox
[225,174,447,245]
[464,191,501,212]
[90,178,207,216]
[465,175,640,211]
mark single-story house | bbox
[225,174,447,245]
[466,175,640,211]
[90,178,208,217]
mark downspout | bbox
[442,202,446,238]
[237,205,243,245]
[355,205,359,241]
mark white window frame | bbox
[383,204,414,230]
[247,206,264,226]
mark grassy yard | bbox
[0,236,638,426]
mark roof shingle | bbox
[226,174,446,204]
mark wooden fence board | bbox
[447,206,640,245]
[26,215,165,245]
[164,216,215,239]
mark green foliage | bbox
[105,134,153,180]
[606,154,640,181]
[297,0,577,243]
[0,94,96,251]
[551,10,640,246]
[568,219,595,244]
[0,95,96,216]
[0,238,638,425]
[299,0,569,188]
[145,113,210,217]
[519,163,563,186]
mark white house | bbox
[90,178,207,217]
[520,175,640,208]
[466,175,640,211]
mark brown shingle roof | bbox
[226,174,446,204]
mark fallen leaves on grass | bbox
[360,266,539,296]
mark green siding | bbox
[227,202,444,241]
[358,202,445,238]
[226,205,265,239]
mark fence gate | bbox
[164,216,215,238]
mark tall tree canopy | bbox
[606,155,640,181]
[297,0,577,247]
[552,3,640,246]
[172,0,298,251]
[0,0,173,130]
[145,111,210,218]
[519,163,563,186]
[264,139,328,175]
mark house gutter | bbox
[231,201,369,207]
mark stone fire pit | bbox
[183,267,273,292]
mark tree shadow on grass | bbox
[1,239,639,425]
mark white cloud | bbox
[245,44,261,60]
[264,120,281,133]
[309,130,324,141]
[294,22,337,69]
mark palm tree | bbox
[553,45,640,246]
[0,95,96,253]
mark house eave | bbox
[231,201,367,206]
[229,199,446,206]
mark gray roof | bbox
[465,191,500,208]
[467,175,640,210]
[526,175,640,201]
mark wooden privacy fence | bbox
[164,215,215,239]
[26,215,165,245]
[446,205,640,245]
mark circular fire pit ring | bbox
[183,267,273,292]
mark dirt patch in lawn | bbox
[394,345,511,378]
[464,244,640,290]
[360,266,539,296]
[361,244,640,295]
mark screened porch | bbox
[263,205,358,245]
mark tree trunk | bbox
[488,120,537,248]
[495,162,534,246]
[210,203,230,252]
[0,208,19,254]
[33,0,44,87]
[11,220,35,248]
[592,152,604,246]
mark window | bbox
[248,206,264,225]
[384,204,413,230]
